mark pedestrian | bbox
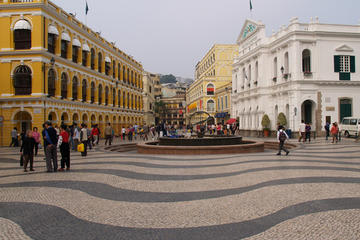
[298,120,306,142]
[87,127,92,150]
[305,123,311,142]
[330,122,339,143]
[73,123,80,151]
[58,125,70,171]
[44,121,58,172]
[122,126,126,141]
[277,126,290,156]
[32,127,41,156]
[9,127,19,147]
[80,123,88,157]
[324,122,330,141]
[104,123,113,146]
[20,130,36,172]
[91,124,100,145]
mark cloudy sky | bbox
[51,0,359,78]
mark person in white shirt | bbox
[73,123,80,152]
[277,126,290,156]
[298,120,306,142]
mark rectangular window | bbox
[340,56,350,73]
[225,96,228,109]
[221,97,224,111]
[335,55,355,80]
[82,51,88,66]
[61,40,68,59]
[72,46,79,63]
[48,34,56,54]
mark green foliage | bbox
[277,112,287,127]
[261,114,271,129]
[160,74,177,84]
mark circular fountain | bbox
[137,136,264,155]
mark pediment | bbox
[236,19,262,44]
[335,44,354,52]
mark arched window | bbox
[14,65,32,95]
[284,52,289,74]
[14,20,31,50]
[61,32,70,59]
[131,71,134,85]
[135,73,138,87]
[72,39,80,63]
[255,61,259,84]
[47,69,56,97]
[122,66,126,81]
[207,100,215,112]
[112,88,116,107]
[82,44,89,67]
[48,25,58,54]
[82,79,87,102]
[273,57,278,78]
[123,93,126,108]
[112,61,116,79]
[131,94,134,109]
[135,96,137,110]
[105,57,111,76]
[72,77,78,100]
[61,73,68,99]
[127,92,130,108]
[98,84,102,104]
[302,49,311,73]
[90,82,95,103]
[117,63,121,80]
[98,52,102,73]
[127,69,130,84]
[207,83,215,95]
[105,86,109,105]
[90,48,95,70]
[118,90,121,107]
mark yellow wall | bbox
[0,1,144,145]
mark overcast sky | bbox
[51,0,359,78]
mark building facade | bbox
[187,44,238,125]
[0,0,144,146]
[161,89,186,127]
[232,18,360,136]
[214,82,232,124]
[142,72,156,126]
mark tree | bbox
[155,100,167,119]
[160,74,177,84]
[261,114,271,130]
[277,112,287,127]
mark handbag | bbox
[77,143,85,152]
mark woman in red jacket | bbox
[330,122,339,143]
[58,125,70,171]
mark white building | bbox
[232,18,360,136]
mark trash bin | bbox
[285,129,292,139]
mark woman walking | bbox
[80,123,88,157]
[32,127,41,156]
[330,122,339,143]
[20,130,36,172]
[58,125,70,171]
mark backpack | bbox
[279,131,287,142]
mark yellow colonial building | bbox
[0,0,144,146]
[186,44,238,124]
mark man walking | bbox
[277,126,290,156]
[9,127,19,147]
[298,120,306,142]
[44,121,58,172]
[105,123,113,146]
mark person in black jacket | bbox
[20,130,36,172]
[44,121,58,172]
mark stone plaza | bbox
[1,138,360,239]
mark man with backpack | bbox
[277,126,290,156]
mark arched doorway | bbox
[61,112,69,125]
[82,114,88,125]
[73,113,79,125]
[48,112,57,125]
[301,100,316,124]
[91,114,96,127]
[99,115,104,137]
[13,111,32,133]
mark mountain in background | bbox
[159,74,194,86]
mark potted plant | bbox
[261,114,271,137]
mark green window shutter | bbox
[334,55,340,72]
[350,56,355,73]
[340,72,350,81]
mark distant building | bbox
[187,44,238,125]
[143,72,157,126]
[232,18,360,136]
[0,0,144,145]
[161,89,186,127]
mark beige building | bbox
[186,44,238,125]
[161,89,186,127]
[142,72,157,126]
[214,82,232,124]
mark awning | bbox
[105,56,111,63]
[82,44,90,52]
[14,20,31,30]
[61,32,71,42]
[226,118,236,124]
[48,25,59,35]
[72,38,81,47]
[188,102,197,110]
